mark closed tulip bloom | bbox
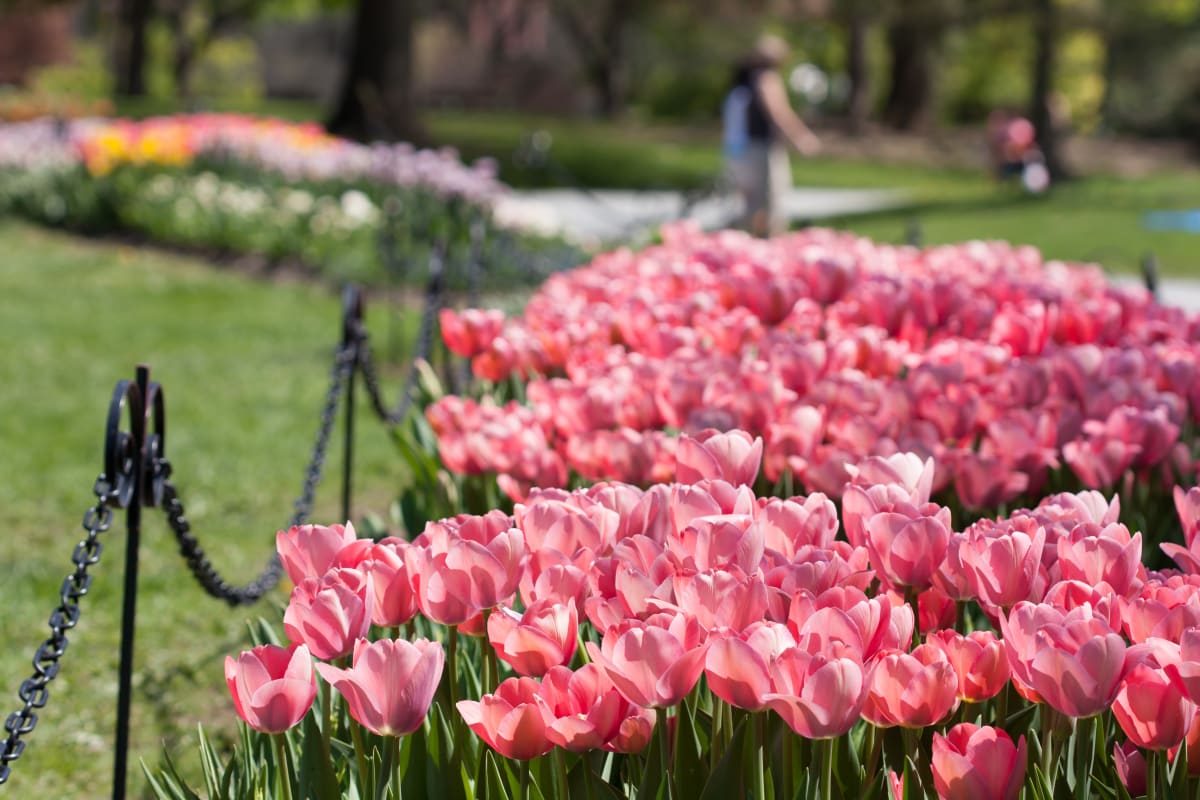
[1113,662,1196,750]
[1165,628,1200,704]
[862,644,959,728]
[487,599,578,677]
[276,522,359,585]
[958,518,1045,610]
[316,638,444,737]
[410,524,526,626]
[1056,523,1143,598]
[361,541,419,627]
[586,611,709,708]
[865,504,952,591]
[704,623,796,711]
[1113,740,1147,797]
[927,629,1010,703]
[457,676,555,760]
[283,568,373,661]
[932,723,1026,800]
[762,647,867,739]
[674,429,763,487]
[225,643,317,734]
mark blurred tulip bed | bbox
[151,224,1200,800]
[0,114,574,286]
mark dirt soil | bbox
[816,122,1198,177]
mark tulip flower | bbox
[275,522,359,585]
[932,723,1026,800]
[762,647,867,739]
[927,629,1010,703]
[1113,662,1196,751]
[864,504,952,591]
[674,429,763,487]
[457,676,555,760]
[316,638,444,737]
[486,599,578,677]
[862,644,959,728]
[586,611,709,708]
[283,568,373,661]
[538,664,655,753]
[958,517,1045,610]
[225,643,317,734]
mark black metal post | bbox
[341,288,362,525]
[1142,252,1160,301]
[111,367,148,800]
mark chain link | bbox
[359,244,447,427]
[159,343,358,606]
[0,479,114,785]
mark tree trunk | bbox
[327,0,420,143]
[881,18,934,130]
[114,0,152,96]
[845,11,870,134]
[1029,0,1067,178]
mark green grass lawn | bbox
[0,219,418,798]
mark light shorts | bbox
[728,140,791,233]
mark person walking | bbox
[723,34,821,236]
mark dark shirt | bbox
[732,65,774,143]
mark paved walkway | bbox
[497,187,908,248]
[496,187,1200,314]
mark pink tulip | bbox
[704,623,796,711]
[762,647,867,738]
[1161,485,1200,573]
[1164,627,1200,704]
[1113,740,1147,797]
[1120,582,1200,643]
[862,644,959,728]
[1001,601,1139,718]
[1114,661,1196,751]
[958,516,1045,610]
[1056,522,1143,598]
[276,522,359,585]
[440,308,506,358]
[457,676,555,760]
[283,568,373,661]
[486,599,578,677]
[361,541,419,627]
[586,611,709,708]
[932,723,1027,800]
[865,503,952,591]
[224,643,317,734]
[674,429,763,487]
[316,638,444,737]
[538,664,655,753]
[409,517,526,626]
[927,629,1010,703]
[756,494,839,558]
[670,567,769,634]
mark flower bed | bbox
[145,227,1200,799]
[0,115,578,286]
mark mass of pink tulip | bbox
[431,224,1199,517]
[224,440,1200,797]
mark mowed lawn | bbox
[0,220,415,797]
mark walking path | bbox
[496,186,1200,314]
[496,187,908,248]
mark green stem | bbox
[711,697,725,772]
[862,725,882,800]
[753,713,766,800]
[350,721,371,798]
[783,727,794,800]
[822,736,835,800]
[520,759,531,800]
[1149,748,1159,800]
[274,733,294,800]
[391,735,403,800]
[656,707,672,800]
[447,625,460,708]
[555,747,570,800]
[320,678,333,764]
[584,753,598,800]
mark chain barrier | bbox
[159,342,357,606]
[358,240,447,427]
[0,482,114,785]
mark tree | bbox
[114,0,153,96]
[548,0,640,116]
[159,0,258,99]
[1028,0,1067,178]
[327,0,420,142]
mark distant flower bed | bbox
[0,114,577,286]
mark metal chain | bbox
[0,478,114,785]
[359,244,446,427]
[159,342,358,606]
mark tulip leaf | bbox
[676,694,709,790]
[296,712,340,800]
[567,753,624,800]
[697,715,749,800]
[1171,736,1189,797]
[196,724,224,799]
[901,756,919,800]
[479,750,511,800]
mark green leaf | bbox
[675,694,709,790]
[698,715,749,800]
[296,712,341,799]
[196,725,226,800]
[479,750,511,800]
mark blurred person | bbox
[986,109,1049,193]
[723,34,821,236]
